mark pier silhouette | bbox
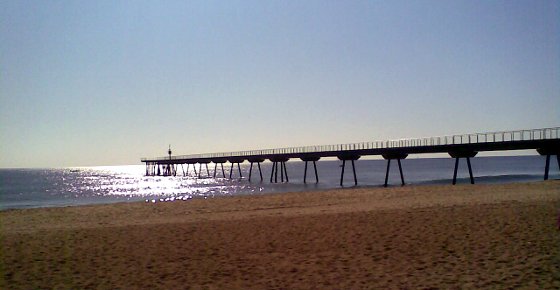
[141,127,559,186]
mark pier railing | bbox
[141,127,559,161]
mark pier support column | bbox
[228,162,242,179]
[249,162,253,181]
[301,156,320,184]
[213,163,225,178]
[313,161,319,183]
[449,150,478,185]
[270,161,289,182]
[146,162,156,176]
[340,160,345,186]
[338,154,360,186]
[165,164,171,176]
[210,159,227,178]
[227,158,245,179]
[282,162,289,182]
[537,147,560,180]
[248,158,265,182]
[196,161,211,178]
[258,162,263,181]
[382,152,408,187]
[270,162,277,183]
[269,157,290,183]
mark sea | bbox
[0,155,558,211]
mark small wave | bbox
[412,174,549,185]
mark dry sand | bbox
[1,181,560,289]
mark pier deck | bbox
[141,127,560,185]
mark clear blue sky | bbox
[1,0,559,167]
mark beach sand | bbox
[1,181,560,289]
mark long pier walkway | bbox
[141,127,560,186]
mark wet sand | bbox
[1,181,560,289]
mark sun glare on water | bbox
[64,165,232,203]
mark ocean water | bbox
[0,155,558,211]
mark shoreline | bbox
[2,180,559,217]
[2,181,560,288]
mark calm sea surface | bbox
[0,155,557,210]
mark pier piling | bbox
[338,154,360,186]
[301,157,320,183]
[382,152,408,187]
[258,162,263,181]
[449,150,477,185]
[269,157,290,183]
[247,160,266,182]
[537,147,560,180]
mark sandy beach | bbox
[1,181,560,289]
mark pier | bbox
[141,127,560,186]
